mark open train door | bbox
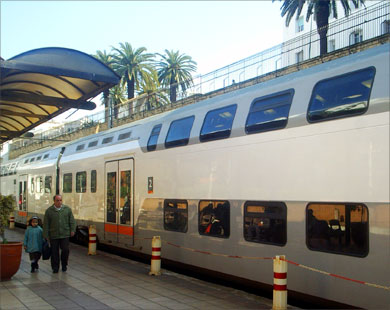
[104,158,134,246]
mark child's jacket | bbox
[23,226,43,253]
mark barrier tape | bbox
[161,240,390,291]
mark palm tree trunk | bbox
[170,76,177,103]
[126,76,135,117]
[316,0,330,56]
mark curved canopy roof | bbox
[0,47,120,143]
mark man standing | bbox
[43,195,76,273]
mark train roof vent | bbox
[88,140,98,148]
[102,136,113,145]
[118,131,131,141]
[76,144,85,151]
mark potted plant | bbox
[0,194,22,281]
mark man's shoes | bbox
[31,264,35,273]
[52,270,58,273]
[62,266,67,272]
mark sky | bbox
[0,1,285,153]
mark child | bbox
[23,216,43,273]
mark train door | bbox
[104,158,134,245]
[17,174,28,223]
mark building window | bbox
[296,16,304,33]
[91,170,97,193]
[76,171,87,193]
[349,29,363,45]
[147,124,162,151]
[296,51,303,63]
[381,20,390,35]
[199,200,230,238]
[165,116,195,148]
[164,200,188,233]
[307,67,375,122]
[200,104,237,142]
[63,173,72,193]
[245,89,294,134]
[244,201,287,246]
[328,39,336,52]
[45,176,52,193]
[307,203,368,257]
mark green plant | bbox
[0,194,16,244]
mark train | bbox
[1,43,389,309]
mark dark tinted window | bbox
[36,156,42,161]
[200,104,237,142]
[63,173,72,193]
[118,131,131,141]
[43,154,49,159]
[76,171,87,193]
[91,170,97,193]
[246,90,294,134]
[45,176,52,193]
[199,200,230,238]
[76,144,85,151]
[306,203,368,257]
[102,137,113,144]
[88,140,98,148]
[244,201,287,246]
[165,116,195,148]
[164,200,188,233]
[307,67,375,122]
[147,124,162,151]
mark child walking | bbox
[23,216,43,273]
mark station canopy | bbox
[0,47,120,143]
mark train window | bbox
[106,172,116,223]
[36,156,42,161]
[45,176,52,193]
[245,89,294,134]
[164,200,188,233]
[88,140,98,148]
[244,201,287,246]
[24,159,29,164]
[306,203,369,257]
[30,157,35,163]
[307,67,375,122]
[200,104,237,142]
[43,154,49,159]
[199,200,230,238]
[76,171,87,193]
[76,144,85,151]
[63,173,72,193]
[102,136,113,144]
[91,170,97,193]
[118,131,131,141]
[36,177,43,193]
[30,178,34,193]
[147,124,162,151]
[120,170,131,225]
[165,116,195,148]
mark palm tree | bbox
[275,0,365,55]
[111,43,155,116]
[94,50,114,122]
[109,84,126,120]
[156,50,197,103]
[138,71,169,111]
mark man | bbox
[43,195,76,273]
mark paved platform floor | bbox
[1,227,285,310]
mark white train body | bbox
[1,44,389,309]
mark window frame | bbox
[200,104,237,142]
[91,170,97,193]
[163,199,188,233]
[243,201,287,246]
[63,173,73,193]
[198,200,230,238]
[76,171,87,193]
[165,116,195,148]
[147,124,162,151]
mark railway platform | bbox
[0,228,293,310]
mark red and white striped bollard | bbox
[88,225,97,255]
[9,213,15,229]
[149,236,161,276]
[273,255,287,310]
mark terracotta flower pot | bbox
[0,242,23,281]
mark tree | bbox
[156,49,197,103]
[138,70,169,112]
[275,0,365,55]
[109,84,126,120]
[111,43,155,116]
[94,50,114,122]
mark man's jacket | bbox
[43,205,76,240]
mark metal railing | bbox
[10,0,390,152]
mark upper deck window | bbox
[147,124,162,151]
[200,104,237,142]
[76,144,85,151]
[118,131,131,141]
[88,140,98,148]
[43,154,49,159]
[165,116,195,148]
[245,89,294,134]
[307,67,375,122]
[102,137,113,145]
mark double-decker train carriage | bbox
[1,43,389,309]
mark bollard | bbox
[9,213,15,229]
[273,255,288,310]
[149,236,161,276]
[88,225,97,255]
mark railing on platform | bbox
[9,0,390,152]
